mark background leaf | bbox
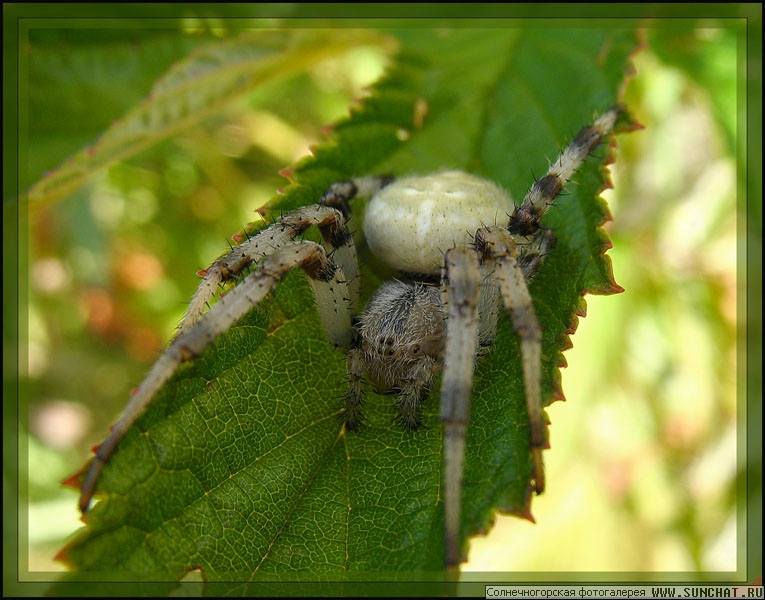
[47,26,638,589]
[27,29,395,206]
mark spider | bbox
[78,105,623,568]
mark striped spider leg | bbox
[78,205,359,512]
[440,107,621,566]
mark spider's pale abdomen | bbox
[363,170,514,275]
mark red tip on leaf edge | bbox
[61,470,82,490]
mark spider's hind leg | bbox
[518,228,557,281]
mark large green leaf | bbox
[56,27,638,590]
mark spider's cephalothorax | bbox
[78,106,622,568]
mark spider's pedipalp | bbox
[440,246,482,568]
[343,347,366,431]
[393,354,439,430]
[179,205,356,335]
[518,228,558,281]
[348,281,445,431]
[475,226,547,494]
[79,240,352,513]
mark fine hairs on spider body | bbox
[78,105,623,568]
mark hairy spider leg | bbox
[344,345,367,431]
[508,107,620,238]
[441,106,622,566]
[442,231,548,568]
[440,247,482,568]
[179,205,359,336]
[79,240,354,513]
[498,105,621,487]
[477,226,547,486]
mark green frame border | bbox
[4,3,762,597]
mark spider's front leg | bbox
[440,247,482,568]
[179,205,359,336]
[440,234,549,568]
[475,226,548,494]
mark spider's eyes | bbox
[373,336,397,357]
